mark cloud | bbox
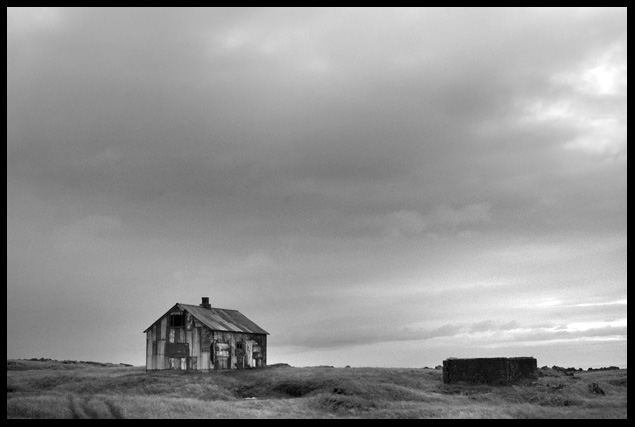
[349,210,427,238]
[343,203,491,239]
[6,7,627,368]
[431,203,492,228]
[280,316,628,351]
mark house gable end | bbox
[143,303,183,333]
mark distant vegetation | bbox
[7,359,627,419]
[8,358,134,369]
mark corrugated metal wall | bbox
[146,310,266,371]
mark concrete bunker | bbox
[442,357,537,384]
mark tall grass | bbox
[6,361,627,419]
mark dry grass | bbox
[6,360,627,419]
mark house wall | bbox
[210,330,267,370]
[442,357,537,384]
[146,308,266,371]
[146,316,167,370]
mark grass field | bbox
[6,359,627,418]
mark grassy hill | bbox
[7,359,627,418]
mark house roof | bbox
[144,303,268,335]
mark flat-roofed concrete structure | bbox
[442,357,537,384]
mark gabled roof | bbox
[144,303,268,335]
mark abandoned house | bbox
[144,297,268,371]
[442,357,537,384]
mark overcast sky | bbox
[7,7,627,368]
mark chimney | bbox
[201,297,211,309]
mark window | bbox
[170,313,185,327]
[152,342,158,355]
[236,342,243,350]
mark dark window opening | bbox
[170,313,185,327]
[236,342,243,350]
[152,342,157,355]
